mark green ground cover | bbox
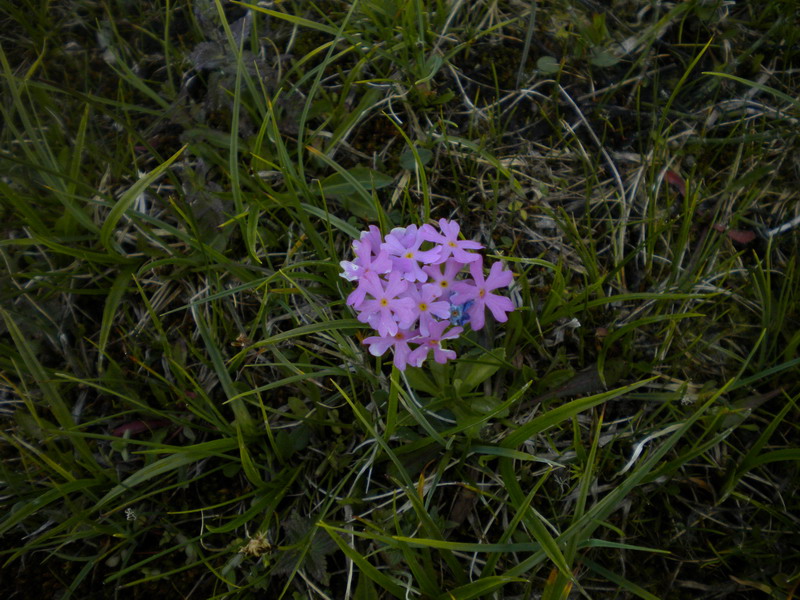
[1,0,799,597]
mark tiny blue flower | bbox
[449,300,474,326]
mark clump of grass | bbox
[1,0,799,598]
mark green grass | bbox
[1,0,799,598]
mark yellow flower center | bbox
[479,288,486,298]
[380,298,389,306]
[404,252,414,259]
[419,303,428,311]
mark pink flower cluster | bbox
[340,219,514,370]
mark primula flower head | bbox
[341,239,392,308]
[363,328,419,371]
[419,219,483,264]
[451,259,515,331]
[408,321,462,366]
[405,283,451,336]
[382,225,441,283]
[341,219,514,370]
[356,271,416,337]
[423,259,464,301]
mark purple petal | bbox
[382,236,408,256]
[340,260,360,281]
[393,345,412,370]
[363,335,394,356]
[408,346,429,368]
[451,246,482,263]
[416,247,442,264]
[467,300,486,330]
[425,301,449,320]
[438,219,459,239]
[419,223,445,243]
[384,271,408,298]
[440,325,463,340]
[486,294,514,322]
[378,307,398,337]
[360,225,384,250]
[468,257,486,285]
[450,280,478,304]
[485,261,513,290]
[347,285,367,308]
[371,251,392,274]
[362,272,386,298]
[433,347,456,364]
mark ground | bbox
[1,0,799,598]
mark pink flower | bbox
[382,225,441,283]
[408,320,463,367]
[339,220,514,370]
[355,271,416,337]
[450,259,514,331]
[419,219,483,263]
[422,259,465,301]
[405,283,451,336]
[359,225,384,252]
[363,328,420,370]
[341,239,392,308]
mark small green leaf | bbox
[399,147,433,171]
[393,536,539,553]
[403,366,439,395]
[415,53,443,84]
[589,49,621,67]
[470,395,506,416]
[316,167,393,197]
[455,349,505,391]
[582,558,663,600]
[703,71,800,110]
[300,202,360,238]
[537,56,560,74]
[503,378,656,448]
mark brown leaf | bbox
[713,224,757,244]
[665,169,686,197]
[112,419,171,437]
[726,229,757,244]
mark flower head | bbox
[408,320,463,367]
[341,239,392,308]
[356,271,416,337]
[451,259,514,330]
[363,328,420,370]
[339,220,514,369]
[382,225,441,283]
[422,259,465,301]
[419,218,483,264]
[405,283,451,336]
